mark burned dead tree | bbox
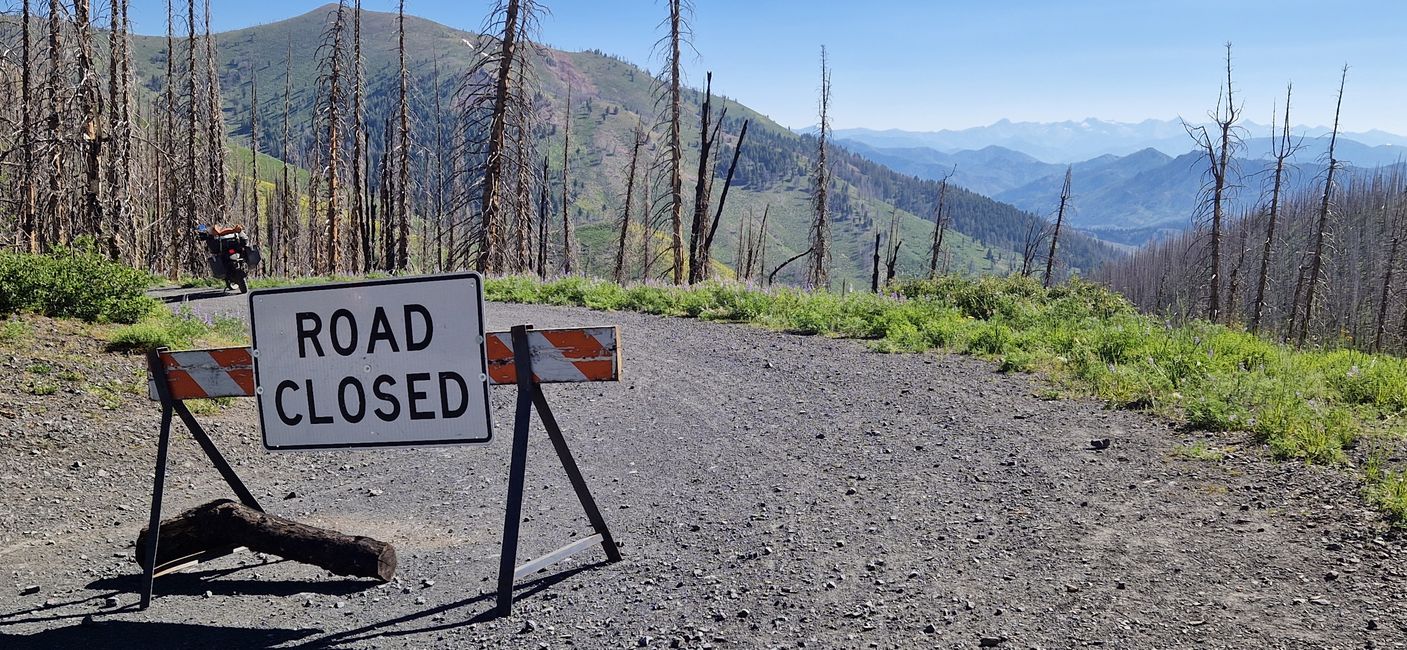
[1042,165,1072,288]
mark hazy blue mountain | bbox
[833,134,1401,245]
[834,140,1061,196]
[820,118,1407,164]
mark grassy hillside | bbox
[130,4,1117,284]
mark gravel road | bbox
[2,288,1405,649]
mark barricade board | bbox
[248,273,492,451]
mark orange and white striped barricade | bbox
[139,323,623,616]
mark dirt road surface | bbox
[1,289,1404,648]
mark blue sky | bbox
[128,1,1407,134]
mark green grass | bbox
[1172,441,1228,462]
[0,319,27,344]
[484,273,1405,470]
[106,307,249,353]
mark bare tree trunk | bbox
[475,0,522,274]
[249,63,261,271]
[1373,198,1402,352]
[807,46,832,290]
[885,208,900,284]
[203,0,226,224]
[686,73,715,283]
[322,2,347,274]
[870,232,881,292]
[756,205,769,283]
[700,119,748,279]
[537,155,548,278]
[1043,165,1072,288]
[666,0,684,284]
[560,87,575,274]
[73,0,103,244]
[394,0,410,271]
[20,0,35,252]
[1251,84,1294,334]
[350,0,367,273]
[278,39,293,276]
[1298,66,1348,346]
[47,0,67,246]
[185,0,198,242]
[928,171,952,278]
[613,122,645,283]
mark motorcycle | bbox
[196,224,261,294]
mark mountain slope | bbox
[130,5,1117,283]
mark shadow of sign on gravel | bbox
[292,561,605,648]
[86,565,379,599]
[0,621,318,650]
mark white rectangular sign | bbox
[249,273,492,450]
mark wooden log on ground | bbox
[136,499,396,582]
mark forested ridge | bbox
[0,1,1116,288]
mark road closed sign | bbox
[249,273,492,450]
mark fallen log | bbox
[136,499,396,582]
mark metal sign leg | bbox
[172,401,263,512]
[140,403,174,610]
[530,387,621,563]
[496,325,537,616]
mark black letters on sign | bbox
[275,380,302,425]
[405,304,433,351]
[373,375,400,422]
[338,376,366,423]
[439,371,468,418]
[305,379,334,425]
[330,309,358,356]
[367,306,399,354]
[295,313,324,358]
[407,372,434,420]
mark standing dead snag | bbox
[319,2,348,274]
[1375,171,1405,352]
[807,46,832,290]
[1043,165,1072,288]
[203,0,228,224]
[700,119,749,279]
[74,0,103,244]
[662,0,687,284]
[928,170,952,279]
[394,0,410,271]
[1184,42,1242,323]
[1298,65,1348,346]
[614,122,646,283]
[1250,84,1297,334]
[686,73,717,284]
[472,0,529,274]
[560,87,576,274]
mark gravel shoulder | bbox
[1,290,1405,649]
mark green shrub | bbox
[0,244,157,323]
[106,308,215,353]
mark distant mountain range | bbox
[836,133,1407,246]
[817,118,1407,164]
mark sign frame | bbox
[248,272,493,452]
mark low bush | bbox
[0,243,157,323]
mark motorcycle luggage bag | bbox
[207,255,227,277]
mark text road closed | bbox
[250,274,492,450]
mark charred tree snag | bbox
[136,499,396,582]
